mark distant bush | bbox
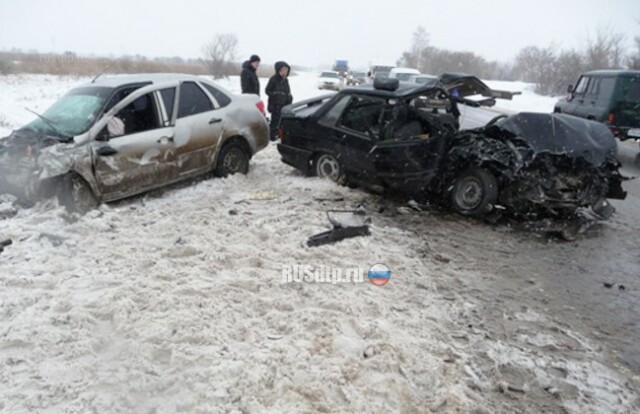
[0,58,14,75]
[0,51,209,77]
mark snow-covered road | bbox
[0,73,638,413]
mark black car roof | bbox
[340,82,436,99]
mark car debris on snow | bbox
[0,238,12,254]
[307,209,370,247]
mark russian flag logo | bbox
[368,264,391,286]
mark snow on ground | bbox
[484,80,558,114]
[0,73,637,413]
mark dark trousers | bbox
[269,108,282,141]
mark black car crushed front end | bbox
[444,112,626,218]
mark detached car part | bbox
[307,210,370,247]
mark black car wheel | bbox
[451,168,498,216]
[315,153,344,183]
[58,173,99,214]
[216,144,250,176]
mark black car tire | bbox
[451,168,498,217]
[216,143,250,177]
[58,173,99,214]
[314,153,344,184]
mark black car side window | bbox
[339,96,384,137]
[318,95,351,128]
[178,82,213,118]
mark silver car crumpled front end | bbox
[0,133,73,204]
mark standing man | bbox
[265,61,292,141]
[240,54,261,95]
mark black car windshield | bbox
[20,86,112,137]
[321,72,339,78]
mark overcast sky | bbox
[0,0,638,70]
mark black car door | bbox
[329,95,385,180]
[369,107,447,191]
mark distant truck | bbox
[332,60,349,78]
[369,65,395,81]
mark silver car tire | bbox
[216,144,250,177]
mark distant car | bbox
[408,74,437,85]
[346,71,367,86]
[277,76,625,229]
[554,70,640,140]
[369,65,395,82]
[318,71,343,91]
[388,68,421,82]
[0,74,269,211]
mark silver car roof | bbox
[79,73,220,88]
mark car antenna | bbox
[91,58,120,83]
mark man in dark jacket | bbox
[240,54,261,95]
[265,61,292,141]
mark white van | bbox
[388,68,421,82]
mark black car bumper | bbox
[277,143,314,174]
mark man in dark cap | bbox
[240,54,261,95]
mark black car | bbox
[276,76,625,224]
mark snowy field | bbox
[0,73,637,413]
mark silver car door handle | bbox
[209,117,222,124]
[96,146,118,156]
[157,136,174,143]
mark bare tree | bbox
[584,26,626,69]
[202,33,238,79]
[513,45,561,94]
[629,35,640,69]
[555,49,585,91]
[412,26,429,70]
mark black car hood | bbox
[438,73,520,101]
[488,112,617,167]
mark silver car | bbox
[0,74,269,211]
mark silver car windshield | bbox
[20,86,112,137]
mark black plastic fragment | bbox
[0,238,12,254]
[307,226,370,247]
